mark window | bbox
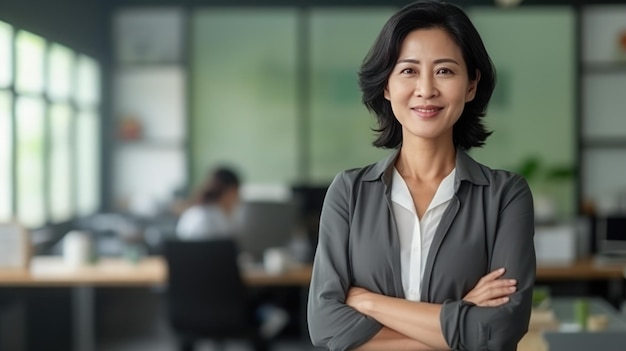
[48,44,73,101]
[0,22,102,228]
[76,55,101,106]
[0,92,11,221]
[75,55,101,216]
[76,110,100,216]
[15,31,45,94]
[16,97,45,227]
[47,44,74,223]
[0,21,12,88]
[0,21,12,222]
[49,104,73,222]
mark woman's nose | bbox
[414,76,437,98]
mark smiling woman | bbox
[307,1,535,350]
[384,28,479,165]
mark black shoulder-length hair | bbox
[197,167,241,205]
[358,0,496,150]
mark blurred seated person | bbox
[175,166,289,338]
[176,166,242,240]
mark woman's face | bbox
[384,28,479,146]
[222,186,240,211]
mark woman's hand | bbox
[463,268,517,307]
[346,286,373,315]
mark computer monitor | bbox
[596,215,626,255]
[237,200,299,262]
[291,184,329,248]
[543,331,626,351]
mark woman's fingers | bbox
[481,296,510,307]
[464,278,517,306]
[475,267,506,287]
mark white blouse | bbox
[175,204,241,241]
[391,167,456,301]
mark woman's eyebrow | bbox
[396,58,460,65]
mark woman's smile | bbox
[411,105,444,119]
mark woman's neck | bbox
[396,139,456,182]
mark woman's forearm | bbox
[360,294,450,349]
[353,327,440,351]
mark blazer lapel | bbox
[420,194,460,301]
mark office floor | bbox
[97,288,322,351]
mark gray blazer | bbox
[307,149,535,351]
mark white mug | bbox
[63,230,91,267]
[263,247,288,275]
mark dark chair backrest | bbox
[163,238,250,337]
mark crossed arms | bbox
[307,172,535,351]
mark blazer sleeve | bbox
[307,172,383,351]
[440,175,536,351]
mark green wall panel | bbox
[309,8,395,183]
[468,7,576,218]
[191,9,298,187]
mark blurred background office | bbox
[1,0,626,350]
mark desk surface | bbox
[0,257,166,287]
[536,257,625,280]
[0,256,312,287]
[0,255,622,287]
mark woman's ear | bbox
[465,69,481,102]
[384,85,390,101]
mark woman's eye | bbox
[436,68,453,75]
[400,68,415,74]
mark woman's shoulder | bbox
[332,152,397,185]
[473,160,531,197]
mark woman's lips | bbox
[411,105,443,119]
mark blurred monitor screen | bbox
[237,200,298,262]
[596,215,626,255]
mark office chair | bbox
[163,238,269,351]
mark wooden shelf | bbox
[582,137,626,148]
[116,62,185,70]
[116,139,184,149]
[583,62,626,74]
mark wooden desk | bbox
[536,257,625,281]
[0,256,313,351]
[0,256,313,287]
[242,263,312,287]
[536,257,626,309]
[0,257,166,287]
